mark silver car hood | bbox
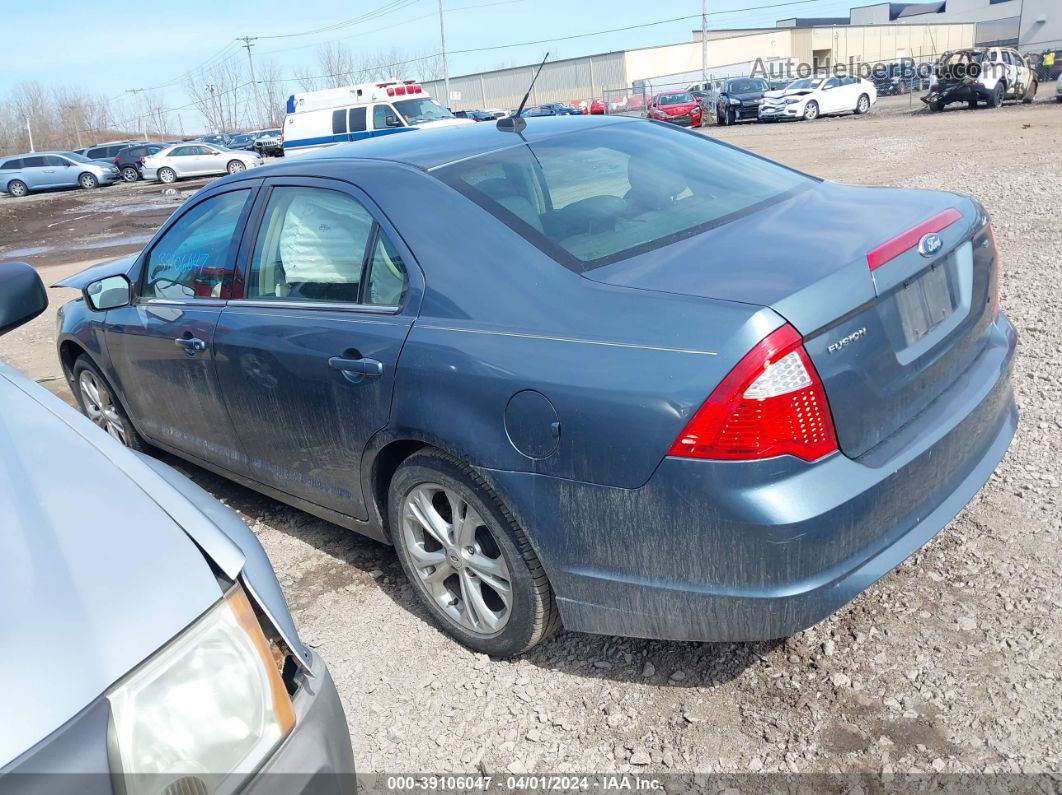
[0,361,307,765]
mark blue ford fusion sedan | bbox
[55,115,1017,656]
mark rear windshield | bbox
[434,122,812,271]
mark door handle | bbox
[328,355,383,378]
[174,336,207,355]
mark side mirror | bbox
[0,262,48,335]
[385,114,402,128]
[85,274,131,312]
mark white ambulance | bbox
[281,80,474,157]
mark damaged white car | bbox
[759,75,876,121]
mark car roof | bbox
[304,114,635,170]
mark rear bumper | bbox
[480,316,1017,642]
[245,651,356,793]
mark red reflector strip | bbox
[866,208,962,271]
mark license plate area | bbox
[897,261,953,345]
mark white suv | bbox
[925,47,1037,111]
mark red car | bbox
[646,91,702,127]
[589,98,606,115]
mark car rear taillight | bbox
[668,324,838,462]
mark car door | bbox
[44,155,78,187]
[818,77,843,113]
[190,145,222,175]
[212,176,419,520]
[18,156,53,190]
[166,145,196,176]
[102,184,260,470]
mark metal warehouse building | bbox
[422,21,976,111]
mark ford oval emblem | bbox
[918,233,943,257]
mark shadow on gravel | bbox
[155,450,775,688]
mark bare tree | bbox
[258,58,287,127]
[185,59,250,132]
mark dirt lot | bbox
[2,94,1060,781]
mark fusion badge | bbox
[827,327,868,354]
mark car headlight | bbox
[784,97,803,105]
[729,98,741,105]
[107,586,295,794]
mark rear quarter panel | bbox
[350,161,778,489]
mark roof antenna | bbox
[497,51,550,133]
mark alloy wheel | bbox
[159,168,176,184]
[804,101,819,120]
[228,161,246,174]
[9,180,27,197]
[121,167,139,182]
[79,174,98,189]
[401,483,513,636]
[78,370,129,445]
[858,95,870,113]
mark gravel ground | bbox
[2,94,1060,782]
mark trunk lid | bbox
[585,181,995,459]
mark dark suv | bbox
[75,141,144,162]
[715,77,770,125]
[114,143,166,182]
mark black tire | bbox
[120,166,140,182]
[803,100,819,121]
[988,82,1004,108]
[72,355,149,451]
[1057,96,1062,103]
[158,167,177,184]
[7,179,28,197]
[968,99,979,109]
[1023,80,1037,104]
[388,448,559,656]
[78,172,99,189]
[930,100,945,112]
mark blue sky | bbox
[3,0,858,112]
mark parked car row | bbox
[639,75,877,128]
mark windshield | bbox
[393,97,454,124]
[787,78,824,90]
[726,79,765,93]
[656,93,693,105]
[435,122,812,271]
[230,134,254,144]
[64,152,94,163]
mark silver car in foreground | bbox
[142,143,263,184]
[0,261,355,793]
[0,151,119,197]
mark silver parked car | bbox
[0,261,355,792]
[143,143,263,184]
[0,151,119,197]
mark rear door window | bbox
[142,189,251,300]
[246,186,374,303]
[22,156,47,168]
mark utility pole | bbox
[438,0,451,108]
[25,112,35,152]
[239,36,265,128]
[701,0,709,85]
